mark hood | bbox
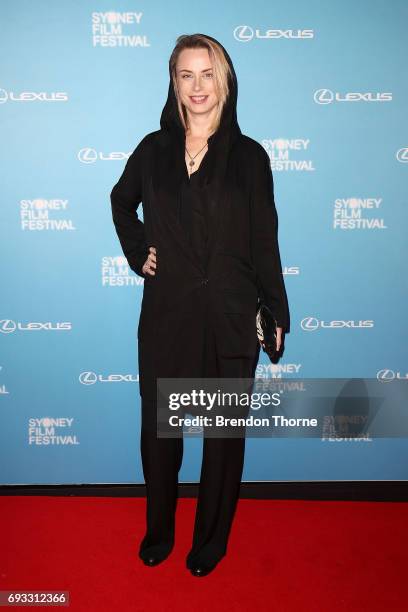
[151,34,241,240]
[159,34,241,150]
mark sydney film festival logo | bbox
[255,362,302,378]
[91,11,150,47]
[321,415,372,442]
[101,256,144,286]
[262,138,314,172]
[333,197,387,230]
[28,417,79,446]
[20,199,76,231]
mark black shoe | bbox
[189,561,218,577]
[139,539,174,567]
[140,548,173,567]
[142,555,166,567]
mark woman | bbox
[110,33,289,577]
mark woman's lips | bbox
[190,95,208,104]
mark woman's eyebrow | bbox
[178,68,213,73]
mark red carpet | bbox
[1,496,407,611]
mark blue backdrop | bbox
[1,0,407,485]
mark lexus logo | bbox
[300,317,374,330]
[233,25,314,41]
[314,90,392,104]
[376,369,395,382]
[314,89,334,105]
[376,369,408,382]
[233,25,254,42]
[301,317,319,331]
[0,319,17,334]
[396,148,408,163]
[79,371,138,384]
[78,148,98,164]
[79,372,98,385]
[0,88,8,104]
[77,149,131,163]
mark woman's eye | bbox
[181,73,213,79]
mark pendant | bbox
[189,160,195,167]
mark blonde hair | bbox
[169,34,232,135]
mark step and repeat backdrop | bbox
[1,0,407,485]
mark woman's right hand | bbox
[142,246,157,276]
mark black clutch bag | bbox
[256,301,279,361]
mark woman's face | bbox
[175,47,219,122]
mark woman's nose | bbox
[193,76,204,90]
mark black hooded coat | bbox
[111,37,290,402]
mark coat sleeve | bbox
[250,146,290,332]
[110,135,151,278]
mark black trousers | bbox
[138,308,258,568]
